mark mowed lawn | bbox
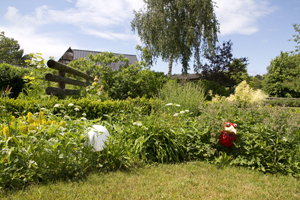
[2,161,300,200]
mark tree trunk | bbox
[167,53,173,76]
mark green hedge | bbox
[265,98,300,107]
[0,97,162,119]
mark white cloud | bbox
[1,0,276,60]
[214,0,275,35]
[3,0,145,39]
[1,0,146,59]
[0,25,76,60]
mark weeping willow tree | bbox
[131,0,219,76]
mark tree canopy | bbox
[262,52,300,97]
[201,40,249,87]
[131,0,219,76]
[0,31,29,66]
[289,23,300,53]
[262,24,300,98]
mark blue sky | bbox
[0,0,299,76]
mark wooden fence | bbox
[45,59,94,96]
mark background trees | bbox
[0,31,29,66]
[262,24,300,98]
[262,52,300,97]
[201,40,249,88]
[131,0,219,76]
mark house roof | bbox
[171,74,201,81]
[58,47,138,70]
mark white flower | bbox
[173,113,179,117]
[185,110,189,112]
[81,117,87,120]
[176,104,180,107]
[54,104,60,108]
[283,137,287,142]
[82,113,87,116]
[133,121,142,126]
[74,107,80,111]
[68,103,74,107]
[165,103,173,106]
[180,111,185,114]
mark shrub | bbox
[225,80,268,106]
[0,63,29,98]
[69,52,169,100]
[198,79,230,100]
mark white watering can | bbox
[87,125,110,151]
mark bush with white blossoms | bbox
[211,80,268,106]
[226,80,268,105]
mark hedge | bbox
[0,97,162,119]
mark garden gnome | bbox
[219,122,237,147]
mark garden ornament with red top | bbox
[219,122,237,147]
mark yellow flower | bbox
[46,120,52,125]
[3,126,10,137]
[60,121,66,128]
[33,120,39,127]
[92,82,97,86]
[41,119,46,124]
[11,116,15,123]
[39,111,44,119]
[28,125,36,131]
[27,112,33,118]
[20,125,28,134]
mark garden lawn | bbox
[2,161,300,200]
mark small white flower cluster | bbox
[173,110,189,117]
[53,104,60,108]
[133,121,142,126]
[165,103,180,107]
[133,121,148,130]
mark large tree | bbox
[262,52,300,97]
[201,40,249,88]
[0,31,29,66]
[262,24,300,97]
[131,0,219,76]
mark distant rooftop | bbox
[58,47,138,70]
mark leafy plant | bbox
[0,63,30,98]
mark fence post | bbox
[86,71,91,86]
[58,70,66,89]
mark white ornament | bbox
[87,125,110,151]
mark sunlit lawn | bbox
[2,161,300,200]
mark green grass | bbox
[2,162,300,200]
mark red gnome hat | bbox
[219,122,237,147]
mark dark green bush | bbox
[0,64,30,98]
[198,79,231,100]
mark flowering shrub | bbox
[226,80,268,105]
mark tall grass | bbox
[156,80,205,115]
